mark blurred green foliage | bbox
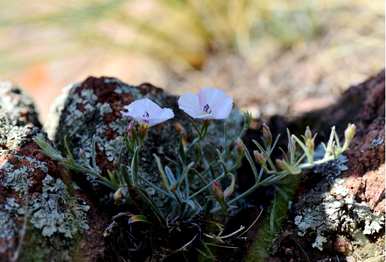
[0,0,383,72]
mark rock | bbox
[0,81,41,127]
[48,76,244,204]
[344,165,385,214]
[270,70,385,261]
[0,86,92,261]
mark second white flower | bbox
[178,88,233,119]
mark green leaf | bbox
[33,134,64,161]
[128,214,150,225]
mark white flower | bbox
[122,98,174,126]
[178,88,233,119]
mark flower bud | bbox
[113,187,124,204]
[174,122,187,136]
[235,138,244,154]
[343,123,356,151]
[305,126,312,140]
[275,159,287,171]
[126,121,135,138]
[253,150,266,165]
[175,122,188,147]
[306,139,314,152]
[224,174,236,199]
[304,127,315,152]
[262,123,272,145]
[138,123,149,140]
[212,181,224,201]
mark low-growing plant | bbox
[34,88,356,260]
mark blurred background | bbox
[0,0,384,123]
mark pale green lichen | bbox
[1,158,90,240]
[0,211,17,253]
[312,234,327,251]
[0,81,40,126]
[0,112,89,260]
[2,165,30,193]
[30,175,89,238]
[293,176,384,252]
[0,114,35,154]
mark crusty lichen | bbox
[0,81,41,127]
[30,175,89,238]
[0,109,89,261]
[293,170,384,256]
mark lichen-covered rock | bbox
[0,93,90,261]
[270,70,385,261]
[0,81,41,127]
[49,77,244,204]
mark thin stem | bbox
[189,172,226,199]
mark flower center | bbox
[203,104,212,114]
[142,111,150,123]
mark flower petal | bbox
[122,99,146,119]
[178,93,208,118]
[212,95,233,119]
[198,88,232,119]
[122,98,174,126]
[142,98,163,114]
[198,88,223,107]
[147,108,175,126]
